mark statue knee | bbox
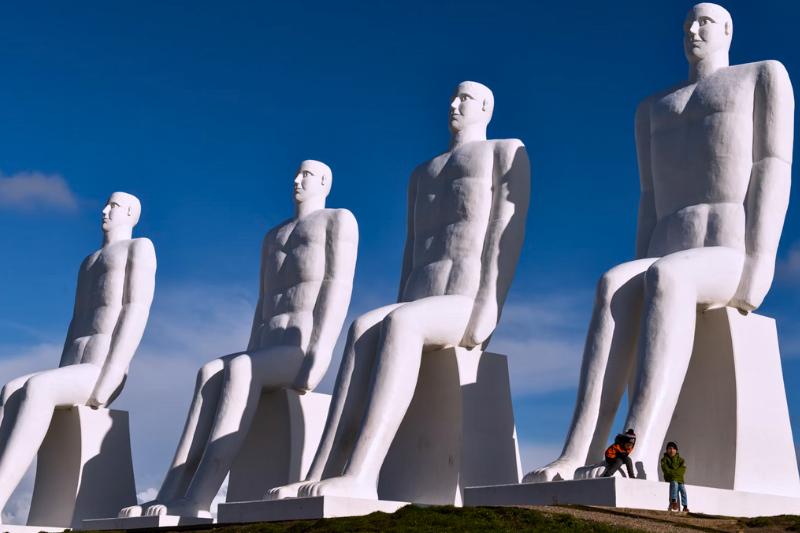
[382,309,414,339]
[21,376,51,404]
[197,360,222,383]
[644,261,683,297]
[596,271,621,307]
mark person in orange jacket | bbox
[601,428,637,478]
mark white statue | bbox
[120,160,358,519]
[0,192,156,519]
[267,81,530,501]
[525,2,793,483]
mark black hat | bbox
[625,429,636,437]
[666,441,678,450]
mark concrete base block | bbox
[0,526,65,533]
[227,389,331,502]
[378,348,521,505]
[26,406,136,529]
[217,496,407,523]
[81,515,213,530]
[464,477,800,517]
[663,308,800,496]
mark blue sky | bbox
[0,0,798,520]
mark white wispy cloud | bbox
[491,293,591,396]
[0,171,79,212]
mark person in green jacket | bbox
[660,441,688,512]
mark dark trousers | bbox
[602,455,635,478]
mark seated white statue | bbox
[0,192,156,520]
[120,160,358,519]
[267,81,530,501]
[525,2,793,482]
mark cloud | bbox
[491,292,591,396]
[0,171,79,212]
[517,440,564,475]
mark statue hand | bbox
[731,255,775,313]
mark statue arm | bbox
[294,210,359,392]
[247,234,269,351]
[463,141,530,348]
[59,255,92,366]
[397,168,419,302]
[635,99,657,259]
[88,239,157,407]
[732,60,794,312]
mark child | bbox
[660,441,688,512]
[601,428,637,478]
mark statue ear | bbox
[725,21,731,36]
[127,206,132,216]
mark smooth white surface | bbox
[82,515,212,530]
[26,407,136,529]
[1,526,64,533]
[227,389,331,502]
[526,3,794,483]
[0,192,155,525]
[267,81,529,502]
[218,496,406,524]
[378,349,521,505]
[120,160,357,519]
[465,477,800,517]
[664,308,799,496]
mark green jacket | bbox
[660,453,686,483]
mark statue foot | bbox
[264,480,310,500]
[118,500,158,518]
[522,457,581,482]
[297,475,377,500]
[144,499,211,519]
[574,463,610,479]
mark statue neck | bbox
[449,125,487,151]
[103,226,133,246]
[688,52,729,82]
[295,197,325,219]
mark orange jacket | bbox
[605,443,633,460]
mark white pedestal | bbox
[378,348,521,505]
[217,496,406,523]
[26,406,136,529]
[464,477,800,517]
[663,308,800,496]
[81,515,213,530]
[227,389,331,502]
[1,526,65,533]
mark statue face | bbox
[449,82,492,133]
[683,3,732,63]
[102,192,137,231]
[293,160,330,203]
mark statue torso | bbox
[252,209,333,351]
[62,239,135,367]
[401,140,497,302]
[646,62,763,256]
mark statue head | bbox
[684,3,732,64]
[293,160,332,204]
[102,192,141,232]
[449,81,494,134]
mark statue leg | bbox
[0,364,99,513]
[524,258,656,482]
[266,304,402,500]
[120,355,237,517]
[299,294,474,499]
[149,346,305,518]
[624,247,744,478]
[0,373,38,432]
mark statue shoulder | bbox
[129,238,157,267]
[752,60,792,91]
[327,208,358,243]
[492,138,530,177]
